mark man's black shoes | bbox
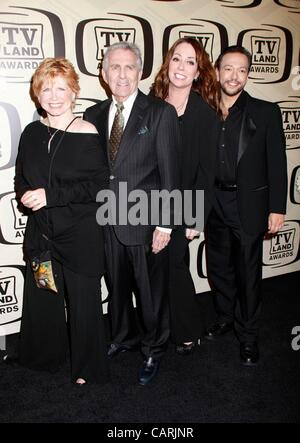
[107,343,131,359]
[138,357,159,386]
[240,342,259,366]
[204,322,234,340]
[3,355,18,367]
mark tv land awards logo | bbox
[237,25,292,84]
[0,266,24,325]
[74,98,102,116]
[178,31,214,61]
[217,0,262,7]
[0,193,27,245]
[0,102,22,171]
[218,0,300,11]
[290,165,300,205]
[0,21,44,62]
[0,6,65,82]
[263,221,300,267]
[75,13,153,80]
[278,97,300,150]
[162,19,228,63]
[274,0,300,13]
[188,235,211,293]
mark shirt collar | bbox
[112,90,138,111]
[228,89,247,114]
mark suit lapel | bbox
[237,97,256,164]
[95,100,111,165]
[100,100,111,142]
[114,90,149,167]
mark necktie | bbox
[109,102,124,162]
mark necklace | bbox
[47,127,60,153]
[166,95,188,115]
[46,117,75,153]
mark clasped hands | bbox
[21,188,47,211]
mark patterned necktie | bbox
[109,102,124,162]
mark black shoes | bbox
[176,341,198,355]
[138,357,159,386]
[3,355,18,366]
[108,344,160,385]
[107,343,131,359]
[204,322,234,340]
[240,342,259,366]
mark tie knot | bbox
[116,102,124,112]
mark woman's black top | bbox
[15,120,109,277]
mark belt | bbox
[215,180,237,191]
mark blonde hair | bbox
[31,57,80,100]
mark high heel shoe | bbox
[175,342,196,355]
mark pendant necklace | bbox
[166,95,188,115]
[46,117,71,153]
[47,126,59,154]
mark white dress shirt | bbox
[108,91,138,136]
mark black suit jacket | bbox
[179,91,219,231]
[84,90,181,245]
[200,91,287,235]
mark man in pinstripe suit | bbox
[84,42,181,385]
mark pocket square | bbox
[138,126,149,135]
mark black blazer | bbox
[199,91,287,235]
[84,90,181,245]
[179,91,219,231]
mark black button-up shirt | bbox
[216,90,247,184]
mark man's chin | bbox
[222,86,243,97]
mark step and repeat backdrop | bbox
[0,0,300,336]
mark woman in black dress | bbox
[14,58,109,384]
[151,38,219,354]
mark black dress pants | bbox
[205,189,264,344]
[19,259,109,384]
[104,227,170,361]
[168,227,204,344]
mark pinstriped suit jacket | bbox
[84,89,181,245]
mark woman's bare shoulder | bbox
[75,118,98,134]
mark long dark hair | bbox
[150,37,219,111]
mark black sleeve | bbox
[14,131,31,200]
[266,104,288,214]
[46,142,109,207]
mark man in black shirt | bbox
[204,46,287,365]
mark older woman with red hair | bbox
[11,58,109,385]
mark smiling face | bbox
[168,41,199,91]
[38,75,75,117]
[216,52,249,99]
[102,48,142,102]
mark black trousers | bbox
[19,259,109,384]
[205,189,264,344]
[104,227,170,361]
[168,227,204,344]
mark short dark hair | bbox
[215,45,252,71]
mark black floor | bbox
[0,271,299,424]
